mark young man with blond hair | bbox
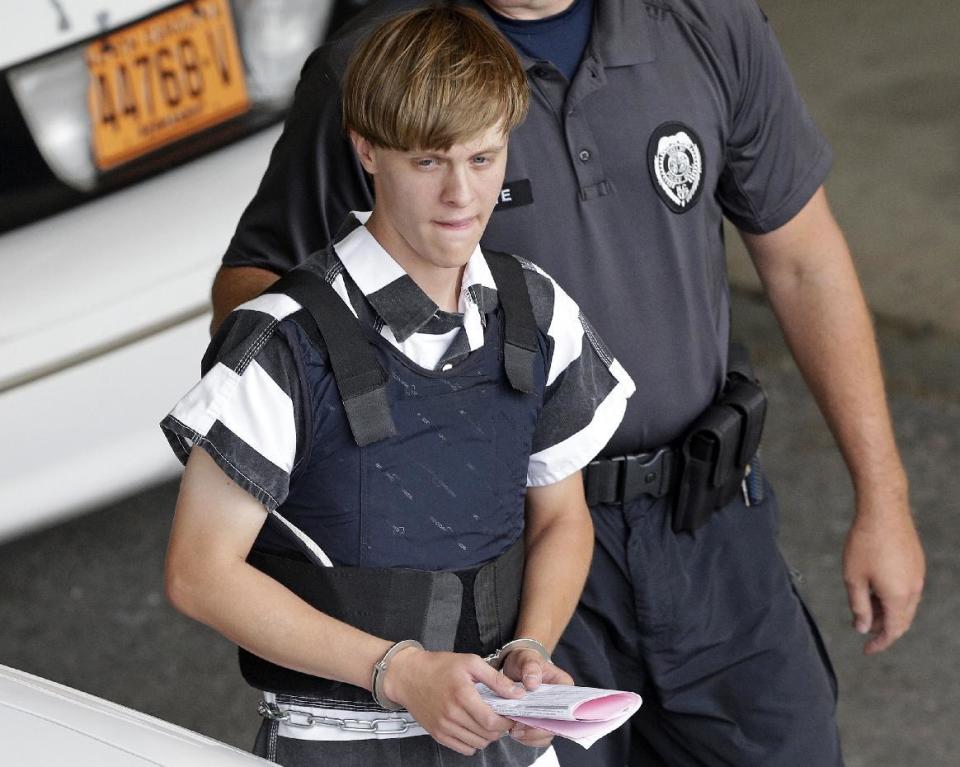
[161,7,634,766]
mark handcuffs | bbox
[483,638,552,670]
[370,637,551,710]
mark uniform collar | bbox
[592,0,655,67]
[333,212,499,347]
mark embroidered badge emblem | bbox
[647,122,704,214]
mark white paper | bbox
[476,683,642,749]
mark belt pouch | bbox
[722,375,767,467]
[673,376,768,533]
[674,405,743,533]
[675,431,720,533]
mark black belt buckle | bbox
[615,448,674,503]
[584,448,676,506]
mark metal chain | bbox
[258,700,413,734]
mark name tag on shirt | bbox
[494,179,533,211]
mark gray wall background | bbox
[1,2,958,764]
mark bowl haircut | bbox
[342,5,530,151]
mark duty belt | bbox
[582,351,768,533]
[583,447,678,506]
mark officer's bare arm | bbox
[741,185,925,654]
[166,447,522,756]
[210,265,281,335]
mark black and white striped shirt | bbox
[162,214,634,510]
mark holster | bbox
[238,536,524,703]
[673,368,767,534]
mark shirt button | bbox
[533,66,550,78]
[578,149,591,162]
[442,363,453,372]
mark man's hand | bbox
[382,648,521,756]
[843,491,925,654]
[501,647,573,748]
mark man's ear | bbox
[349,130,377,175]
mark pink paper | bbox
[510,716,607,737]
[570,692,637,721]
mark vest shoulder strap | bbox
[265,268,397,447]
[482,250,538,394]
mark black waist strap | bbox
[239,537,524,703]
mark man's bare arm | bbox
[210,265,281,335]
[513,471,594,654]
[167,447,522,756]
[166,447,392,686]
[741,186,925,654]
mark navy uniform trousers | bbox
[552,477,843,766]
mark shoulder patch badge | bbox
[647,122,704,214]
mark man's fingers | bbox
[441,719,498,753]
[473,657,523,699]
[501,649,550,690]
[434,727,481,757]
[869,594,885,634]
[864,591,920,655]
[541,663,573,686]
[430,698,508,753]
[511,722,554,748]
[842,494,926,654]
[845,576,873,635]
[519,657,543,691]
[458,691,513,738]
[865,620,903,655]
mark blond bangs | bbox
[343,6,529,150]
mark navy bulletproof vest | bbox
[239,251,549,703]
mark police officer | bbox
[163,7,633,765]
[210,1,925,764]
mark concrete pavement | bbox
[729,0,960,341]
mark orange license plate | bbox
[86,0,249,170]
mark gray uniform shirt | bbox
[223,0,832,454]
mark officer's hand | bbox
[843,493,925,654]
[382,648,521,756]
[501,648,573,748]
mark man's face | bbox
[353,124,508,284]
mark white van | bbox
[0,664,271,765]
